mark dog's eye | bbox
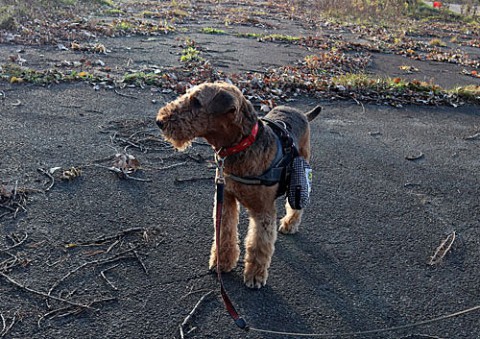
[191,97,201,109]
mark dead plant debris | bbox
[1,226,155,329]
[428,231,456,265]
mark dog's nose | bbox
[156,119,164,130]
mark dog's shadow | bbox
[215,226,409,337]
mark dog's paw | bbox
[279,216,300,234]
[243,265,268,289]
[209,252,239,273]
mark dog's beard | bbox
[159,130,191,150]
[167,137,192,151]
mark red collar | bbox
[216,122,259,158]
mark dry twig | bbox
[0,232,28,252]
[174,176,214,184]
[179,290,213,339]
[37,168,55,192]
[428,231,456,266]
[114,89,138,99]
[0,271,96,310]
[74,227,146,247]
[0,313,5,336]
[100,264,120,290]
[48,246,141,300]
[94,164,152,182]
[0,312,17,338]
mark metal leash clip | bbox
[215,154,226,185]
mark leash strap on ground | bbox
[214,158,248,330]
[248,304,480,337]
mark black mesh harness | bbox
[227,118,298,197]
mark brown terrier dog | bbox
[156,82,320,288]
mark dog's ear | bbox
[190,96,202,115]
[208,90,236,115]
[240,98,256,124]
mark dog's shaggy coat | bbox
[156,82,320,288]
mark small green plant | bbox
[103,8,124,15]
[169,8,189,17]
[96,0,115,6]
[180,40,203,63]
[141,10,161,18]
[452,85,480,101]
[114,20,134,31]
[236,32,301,42]
[266,34,301,42]
[0,10,16,30]
[200,27,226,34]
[429,38,446,47]
[236,32,263,39]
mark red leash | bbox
[214,156,248,330]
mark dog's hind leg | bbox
[209,191,240,272]
[279,202,303,234]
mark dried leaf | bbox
[405,151,424,161]
[48,167,62,174]
[113,153,140,174]
[428,231,456,265]
[260,104,271,112]
[61,167,82,180]
[57,43,69,51]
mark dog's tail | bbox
[305,105,322,122]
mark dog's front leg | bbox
[209,191,240,272]
[244,206,277,289]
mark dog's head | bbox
[156,82,256,150]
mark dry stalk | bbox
[179,290,213,339]
[0,271,97,310]
[0,233,28,253]
[47,246,141,300]
[428,231,456,265]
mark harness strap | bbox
[227,118,298,196]
[226,137,284,186]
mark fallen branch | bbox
[48,246,141,300]
[95,164,152,182]
[174,176,214,184]
[37,306,81,328]
[114,89,138,100]
[0,232,28,252]
[0,271,96,310]
[38,297,116,328]
[180,288,213,301]
[74,227,146,247]
[179,290,213,339]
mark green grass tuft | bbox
[200,27,226,34]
